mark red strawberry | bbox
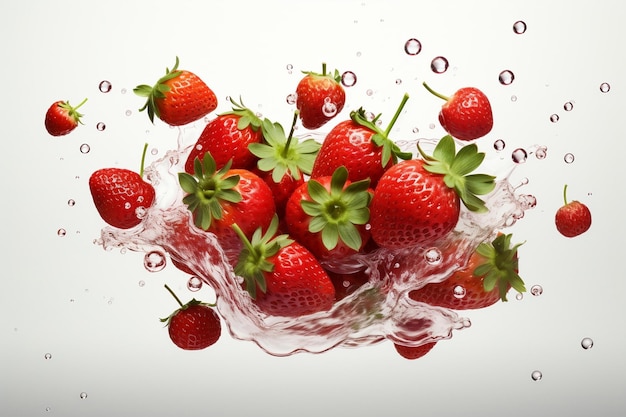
[178,153,275,250]
[44,98,87,136]
[394,341,437,360]
[89,146,156,229]
[134,57,217,126]
[232,216,336,317]
[310,95,412,187]
[296,63,346,129]
[285,166,373,262]
[369,135,495,249]
[408,233,526,309]
[161,285,221,350]
[185,97,263,173]
[555,184,592,237]
[253,167,304,219]
[423,82,493,141]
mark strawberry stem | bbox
[282,111,299,158]
[74,97,88,110]
[139,143,149,177]
[383,93,410,136]
[322,62,327,76]
[164,284,184,308]
[422,82,450,101]
[562,184,569,205]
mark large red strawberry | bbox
[296,63,346,129]
[44,98,87,136]
[178,153,275,250]
[423,82,493,141]
[408,233,526,309]
[134,57,218,126]
[232,216,336,317]
[185,97,263,173]
[310,95,412,187]
[285,166,373,263]
[89,146,156,229]
[369,135,496,249]
[555,184,592,237]
[160,285,221,350]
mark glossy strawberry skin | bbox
[253,168,304,219]
[555,200,592,237]
[394,341,437,360]
[168,304,221,350]
[311,120,392,187]
[296,73,345,129]
[157,70,217,126]
[369,159,460,250]
[185,114,262,173]
[89,168,155,229]
[439,87,493,141]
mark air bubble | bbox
[150,148,158,156]
[430,56,449,74]
[530,285,543,296]
[44,353,52,360]
[581,337,594,349]
[96,122,106,131]
[125,110,132,116]
[515,292,523,300]
[99,80,112,93]
[513,20,527,34]
[531,370,542,381]
[534,146,547,160]
[138,280,145,287]
[80,143,91,154]
[366,89,373,96]
[68,199,76,207]
[121,88,127,94]
[404,38,422,55]
[57,228,67,237]
[599,82,610,93]
[564,153,575,164]
[512,148,527,164]
[286,93,297,105]
[322,99,338,117]
[423,247,442,265]
[187,276,203,292]
[494,139,506,151]
[143,251,166,272]
[510,95,518,102]
[453,285,466,299]
[498,70,515,85]
[395,78,402,85]
[79,392,88,399]
[564,102,574,111]
[550,114,559,123]
[341,71,357,87]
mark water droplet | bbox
[453,285,466,299]
[510,95,518,102]
[564,153,575,164]
[412,127,420,134]
[429,123,436,130]
[404,38,422,55]
[79,143,91,154]
[150,148,158,156]
[515,292,524,300]
[125,110,132,116]
[124,202,131,210]
[286,64,293,74]
[144,251,166,272]
[563,101,574,111]
[45,407,51,412]
[187,276,203,292]
[79,392,88,399]
[599,82,611,93]
[395,78,402,85]
[67,199,76,207]
[581,337,594,349]
[321,100,338,117]
[286,93,297,105]
[341,71,357,87]
[423,247,442,265]
[138,280,145,287]
[530,285,543,296]
[366,89,374,96]
[498,70,515,85]
[430,56,449,74]
[356,51,362,57]
[550,114,559,123]
[96,122,106,131]
[99,80,112,93]
[120,88,127,94]
[534,146,547,160]
[531,370,542,381]
[57,228,67,237]
[512,148,528,164]
[494,139,506,151]
[44,353,52,360]
[513,20,527,34]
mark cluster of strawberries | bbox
[45,57,592,359]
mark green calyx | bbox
[473,233,526,302]
[248,112,321,182]
[301,62,342,84]
[159,284,216,324]
[232,216,294,300]
[417,135,496,212]
[178,153,242,231]
[221,96,263,132]
[300,166,372,251]
[60,98,88,124]
[350,94,413,166]
[134,56,183,123]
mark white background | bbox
[2,1,625,416]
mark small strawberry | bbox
[285,166,373,262]
[408,233,526,309]
[185,97,263,173]
[44,98,88,136]
[311,95,413,187]
[160,284,221,350]
[134,57,218,126]
[394,341,437,360]
[232,216,336,317]
[555,184,592,237]
[296,63,346,129]
[369,135,496,249]
[89,144,156,229]
[423,82,493,141]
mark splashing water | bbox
[95,124,531,356]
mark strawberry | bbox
[555,184,592,237]
[310,95,412,187]
[253,167,304,220]
[178,153,275,250]
[184,97,263,173]
[369,135,496,249]
[89,145,156,229]
[327,270,370,301]
[423,82,493,141]
[394,341,437,360]
[232,216,336,317]
[160,284,221,350]
[44,98,87,136]
[134,57,217,126]
[408,233,526,309]
[285,166,373,262]
[296,63,346,129]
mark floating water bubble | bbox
[564,102,574,111]
[423,247,442,265]
[512,148,528,164]
[530,285,543,296]
[430,56,449,74]
[99,80,112,93]
[494,139,506,151]
[322,99,338,117]
[79,143,91,154]
[286,64,293,74]
[531,370,542,381]
[534,146,547,160]
[45,407,51,412]
[356,51,362,57]
[513,20,527,34]
[453,285,466,299]
[564,153,575,164]
[138,280,145,287]
[44,353,52,360]
[429,123,436,130]
[366,89,373,96]
[79,392,88,399]
[57,228,67,237]
[515,292,523,300]
[67,199,76,207]
[404,38,422,55]
[125,110,132,116]
[96,122,106,131]
[286,93,297,105]
[600,82,611,93]
[511,95,518,102]
[550,114,559,123]
[121,88,127,94]
[498,70,515,85]
[143,251,166,272]
[412,127,420,134]
[581,337,594,349]
[341,71,357,87]
[395,78,402,85]
[150,148,158,156]
[187,276,203,292]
